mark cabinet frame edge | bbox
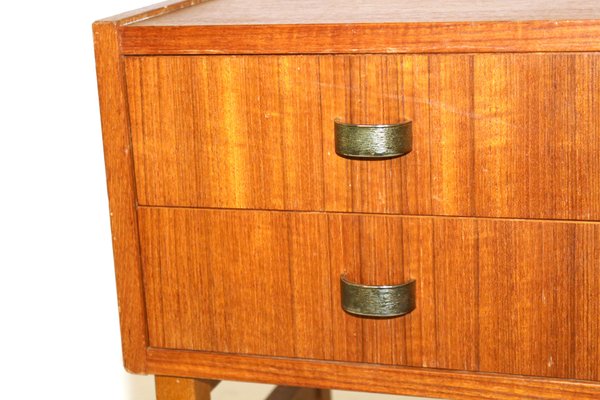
[93,20,148,374]
[146,348,600,400]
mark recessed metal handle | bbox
[340,276,416,318]
[334,120,412,159]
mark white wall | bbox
[0,1,157,399]
[0,2,429,399]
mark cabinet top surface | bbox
[132,0,600,26]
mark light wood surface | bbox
[147,348,600,400]
[126,54,600,220]
[132,0,600,26]
[138,207,600,381]
[99,0,203,24]
[156,377,219,400]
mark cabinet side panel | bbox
[93,22,148,373]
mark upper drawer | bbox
[125,54,600,220]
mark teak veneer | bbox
[94,1,600,399]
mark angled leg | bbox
[155,376,220,400]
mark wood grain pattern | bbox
[131,0,600,26]
[125,55,324,210]
[470,54,600,219]
[138,208,330,359]
[573,226,600,381]
[147,348,600,400]
[156,376,219,400]
[138,207,600,381]
[120,20,600,55]
[126,54,600,221]
[92,21,148,374]
[428,55,475,216]
[478,221,572,378]
[432,218,479,371]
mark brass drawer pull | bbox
[334,120,412,159]
[340,276,416,318]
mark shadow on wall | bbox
[126,375,155,399]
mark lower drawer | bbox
[138,207,600,381]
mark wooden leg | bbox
[155,377,330,400]
[315,389,331,400]
[266,386,332,400]
[155,376,219,400]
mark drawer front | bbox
[139,207,600,381]
[126,54,600,220]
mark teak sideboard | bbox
[93,1,600,399]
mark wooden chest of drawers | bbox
[94,1,600,399]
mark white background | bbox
[0,1,427,399]
[0,1,157,398]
